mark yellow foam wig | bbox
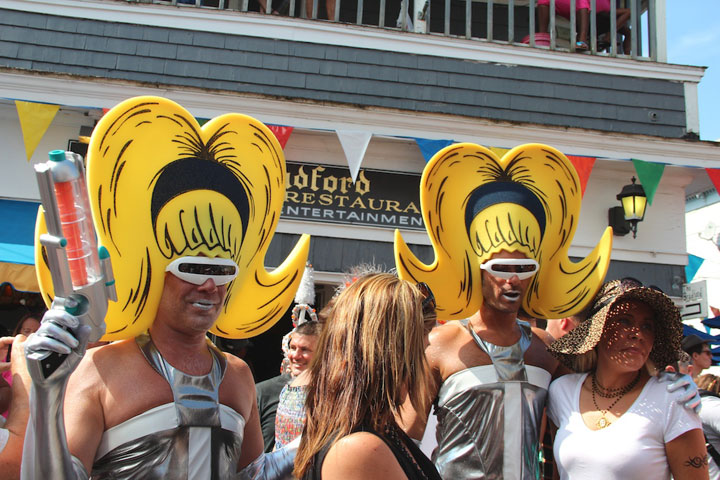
[394,143,612,320]
[36,96,309,340]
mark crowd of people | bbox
[3,260,712,480]
[9,257,710,480]
[0,99,714,480]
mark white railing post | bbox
[652,0,667,62]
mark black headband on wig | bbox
[464,180,547,234]
[150,157,251,241]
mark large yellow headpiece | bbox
[394,143,612,320]
[36,96,310,340]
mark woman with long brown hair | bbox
[293,273,440,479]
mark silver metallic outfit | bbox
[22,325,296,480]
[90,333,241,478]
[432,320,551,480]
[93,334,297,480]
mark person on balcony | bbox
[537,0,631,53]
[305,0,335,20]
[255,0,335,19]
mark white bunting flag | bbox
[336,130,372,183]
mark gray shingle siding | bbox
[0,9,688,138]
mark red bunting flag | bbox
[566,155,596,197]
[267,125,294,149]
[706,168,720,195]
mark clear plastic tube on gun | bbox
[34,150,116,347]
[48,150,101,288]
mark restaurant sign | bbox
[282,162,424,230]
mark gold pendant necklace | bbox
[591,371,641,429]
[596,416,610,429]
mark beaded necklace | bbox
[591,370,642,429]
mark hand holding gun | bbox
[21,150,117,480]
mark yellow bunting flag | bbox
[15,100,60,161]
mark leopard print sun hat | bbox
[549,278,683,371]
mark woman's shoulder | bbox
[548,372,585,421]
[643,374,680,402]
[322,431,407,480]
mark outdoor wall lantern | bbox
[608,176,647,239]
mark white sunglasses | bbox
[480,258,539,280]
[165,256,239,286]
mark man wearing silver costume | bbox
[402,251,563,479]
[21,255,297,480]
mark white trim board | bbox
[1,0,706,83]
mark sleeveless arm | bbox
[666,428,709,480]
[0,336,31,479]
[399,327,445,441]
[20,310,93,480]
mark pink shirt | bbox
[537,0,612,19]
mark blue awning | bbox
[702,316,720,329]
[683,324,720,343]
[0,199,39,265]
[0,199,41,291]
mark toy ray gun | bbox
[30,150,117,376]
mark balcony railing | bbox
[139,0,662,60]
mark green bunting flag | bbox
[631,159,665,205]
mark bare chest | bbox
[99,356,245,430]
[438,335,556,381]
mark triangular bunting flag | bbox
[686,254,705,283]
[102,108,110,116]
[15,100,60,162]
[414,138,454,162]
[336,130,372,183]
[631,159,665,205]
[567,155,596,197]
[706,168,720,195]
[196,117,209,127]
[267,125,294,149]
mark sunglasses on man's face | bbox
[416,282,437,315]
[480,258,539,280]
[165,256,239,286]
